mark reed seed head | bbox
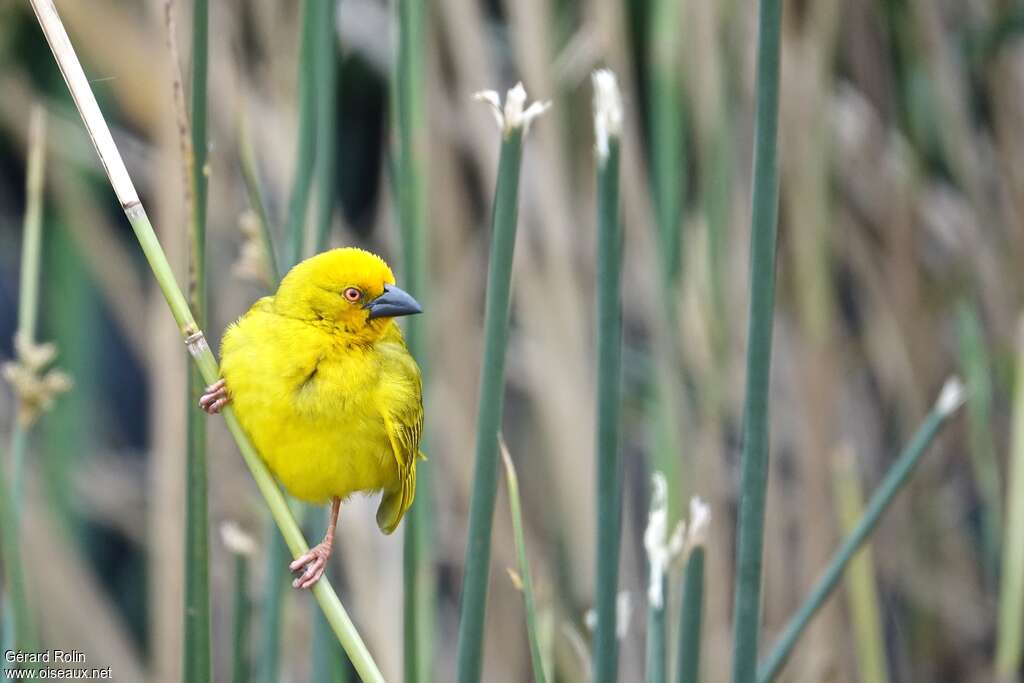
[935,376,966,417]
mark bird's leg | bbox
[290,497,341,589]
[198,378,230,415]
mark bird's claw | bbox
[199,379,230,415]
[290,542,332,589]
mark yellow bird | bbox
[199,247,424,589]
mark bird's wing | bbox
[376,348,424,534]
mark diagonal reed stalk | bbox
[997,319,1024,678]
[499,437,549,683]
[729,0,783,680]
[393,0,435,680]
[455,83,547,683]
[592,69,625,683]
[27,3,385,681]
[830,445,889,683]
[758,378,964,683]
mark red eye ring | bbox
[343,287,362,302]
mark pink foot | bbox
[199,379,230,415]
[290,541,333,589]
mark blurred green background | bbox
[0,0,1022,681]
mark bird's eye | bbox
[343,287,362,302]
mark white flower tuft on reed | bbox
[643,473,686,609]
[474,82,550,136]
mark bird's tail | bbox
[376,460,417,534]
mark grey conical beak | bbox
[365,284,423,320]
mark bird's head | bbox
[273,247,422,340]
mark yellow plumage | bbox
[219,248,423,534]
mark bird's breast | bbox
[225,330,399,503]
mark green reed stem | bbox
[286,0,320,268]
[703,119,734,367]
[16,110,45,351]
[593,133,624,683]
[758,383,963,682]
[0,440,33,661]
[231,554,252,683]
[955,302,1001,581]
[189,0,208,287]
[28,3,385,680]
[675,547,705,683]
[647,0,685,286]
[394,0,435,680]
[258,527,289,683]
[646,0,687,526]
[499,438,549,683]
[1,610,12,673]
[645,576,668,683]
[997,322,1024,677]
[1,106,47,666]
[183,0,211,679]
[831,447,889,683]
[729,0,783,680]
[11,107,47,501]
[313,0,338,255]
[455,126,526,683]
